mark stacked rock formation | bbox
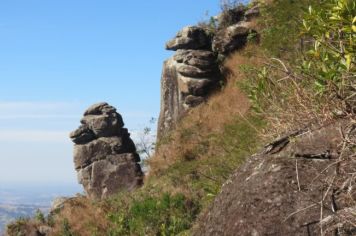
[70,102,143,200]
[157,6,259,139]
[157,26,221,140]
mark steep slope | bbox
[5,0,355,235]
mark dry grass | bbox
[50,197,110,236]
[248,57,343,140]
[6,218,43,236]
[149,44,264,175]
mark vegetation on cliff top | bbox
[6,0,355,235]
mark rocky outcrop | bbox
[157,48,220,138]
[212,5,259,55]
[157,6,259,139]
[166,26,211,51]
[70,102,143,200]
[194,119,356,236]
[212,21,255,55]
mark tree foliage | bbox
[302,0,355,103]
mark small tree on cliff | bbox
[136,117,156,159]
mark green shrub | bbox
[34,209,45,223]
[301,0,355,101]
[107,193,200,236]
[60,218,76,236]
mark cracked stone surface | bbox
[194,119,356,236]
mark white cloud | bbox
[0,130,70,142]
[0,101,79,110]
[0,101,82,119]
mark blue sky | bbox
[0,1,221,187]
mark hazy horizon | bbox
[0,1,221,186]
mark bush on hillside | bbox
[302,0,355,108]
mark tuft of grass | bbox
[49,197,109,236]
[105,192,200,236]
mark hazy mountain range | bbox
[0,183,81,234]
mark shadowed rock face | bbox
[70,102,143,200]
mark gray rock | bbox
[194,120,356,235]
[157,48,220,139]
[157,58,184,139]
[212,21,253,55]
[244,6,260,21]
[83,102,116,116]
[185,95,205,107]
[69,124,95,144]
[173,49,216,62]
[166,26,211,51]
[38,226,52,235]
[84,157,143,199]
[70,103,143,200]
[73,136,137,170]
[177,64,214,78]
[180,77,213,96]
[215,5,246,28]
[81,113,124,138]
[51,197,69,212]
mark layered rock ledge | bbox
[157,5,259,139]
[70,102,143,200]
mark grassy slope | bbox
[41,45,267,236]
[8,0,353,235]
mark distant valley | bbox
[0,183,81,233]
[0,204,49,233]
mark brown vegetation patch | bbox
[150,45,264,174]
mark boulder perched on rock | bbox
[194,120,356,235]
[215,5,247,28]
[244,5,260,21]
[166,26,211,51]
[212,21,254,55]
[70,102,143,200]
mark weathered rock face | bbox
[212,7,259,55]
[157,47,220,139]
[157,6,259,139]
[212,21,255,55]
[166,26,211,51]
[70,102,143,200]
[194,120,356,235]
[158,26,222,139]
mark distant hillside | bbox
[0,204,49,234]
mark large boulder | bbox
[70,102,143,200]
[215,5,247,28]
[166,26,211,51]
[212,21,254,55]
[194,120,356,235]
